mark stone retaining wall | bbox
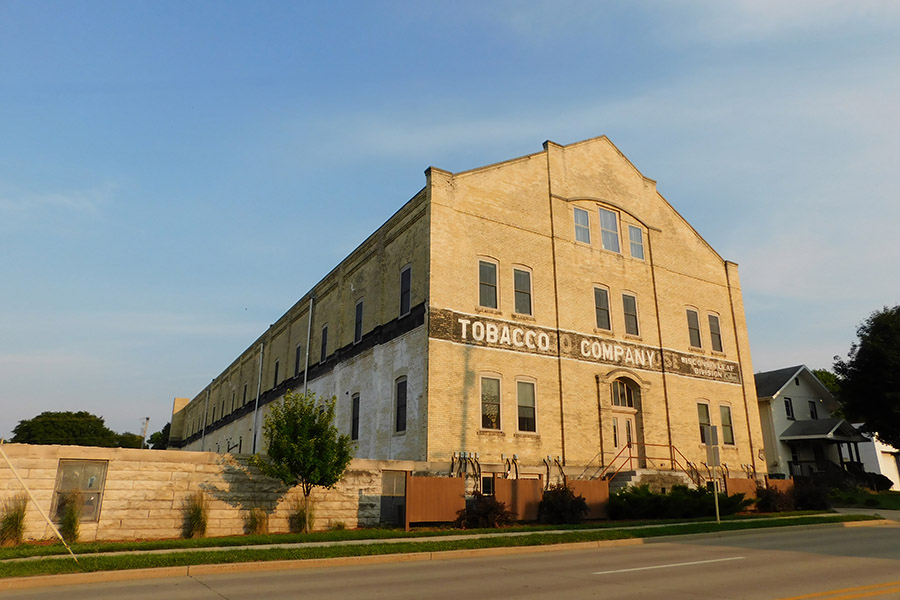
[0,444,419,542]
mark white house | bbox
[755,365,866,479]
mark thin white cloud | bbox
[0,182,118,221]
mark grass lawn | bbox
[831,489,900,510]
[0,513,878,579]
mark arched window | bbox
[611,378,640,408]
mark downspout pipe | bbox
[201,388,210,451]
[303,294,315,396]
[251,342,264,453]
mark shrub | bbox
[755,485,794,513]
[242,507,269,535]
[455,493,515,529]
[865,472,895,492]
[793,481,830,511]
[538,484,589,524]
[58,492,82,544]
[329,520,347,531]
[0,494,28,546]
[182,491,208,538]
[608,484,750,520]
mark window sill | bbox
[476,306,502,315]
[593,327,613,336]
[393,430,407,437]
[711,351,727,358]
[511,313,536,322]
[514,432,540,439]
[623,333,642,342]
[477,429,505,437]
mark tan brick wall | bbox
[426,136,764,476]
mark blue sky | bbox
[2,1,899,440]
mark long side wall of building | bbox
[172,189,431,461]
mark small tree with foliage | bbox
[252,390,354,533]
[833,305,900,448]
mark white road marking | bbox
[594,556,745,575]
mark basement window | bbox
[51,460,108,523]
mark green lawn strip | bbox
[0,514,875,579]
[831,490,900,511]
[0,511,827,561]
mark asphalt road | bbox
[3,524,900,600]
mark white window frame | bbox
[573,207,591,244]
[628,225,644,260]
[698,402,711,444]
[516,378,537,433]
[480,375,501,430]
[598,207,620,252]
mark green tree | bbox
[252,390,354,533]
[812,368,840,397]
[833,305,900,448]
[148,422,171,450]
[116,432,144,448]
[10,411,119,447]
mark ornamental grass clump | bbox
[243,507,269,535]
[0,494,27,546]
[58,491,82,544]
[182,491,209,539]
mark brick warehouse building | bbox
[170,136,764,483]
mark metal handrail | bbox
[593,442,704,486]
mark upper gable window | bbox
[479,260,498,309]
[573,207,591,243]
[628,226,644,260]
[354,300,364,344]
[598,207,620,253]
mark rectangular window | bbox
[51,460,108,523]
[243,383,248,406]
[481,377,501,430]
[513,269,532,315]
[594,287,611,330]
[273,360,279,388]
[628,225,644,260]
[623,294,639,336]
[517,380,536,432]
[598,207,620,252]
[320,325,328,363]
[294,344,303,377]
[395,378,407,433]
[698,403,711,444]
[400,267,411,316]
[612,417,619,448]
[354,300,364,343]
[351,393,360,440]
[808,400,818,420]
[720,405,735,445]
[231,391,235,412]
[708,314,723,352]
[479,261,498,309]
[785,397,795,420]
[687,309,702,348]
[574,207,591,243]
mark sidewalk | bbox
[831,506,900,521]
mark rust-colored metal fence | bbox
[494,477,543,521]
[404,474,465,531]
[569,479,610,519]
